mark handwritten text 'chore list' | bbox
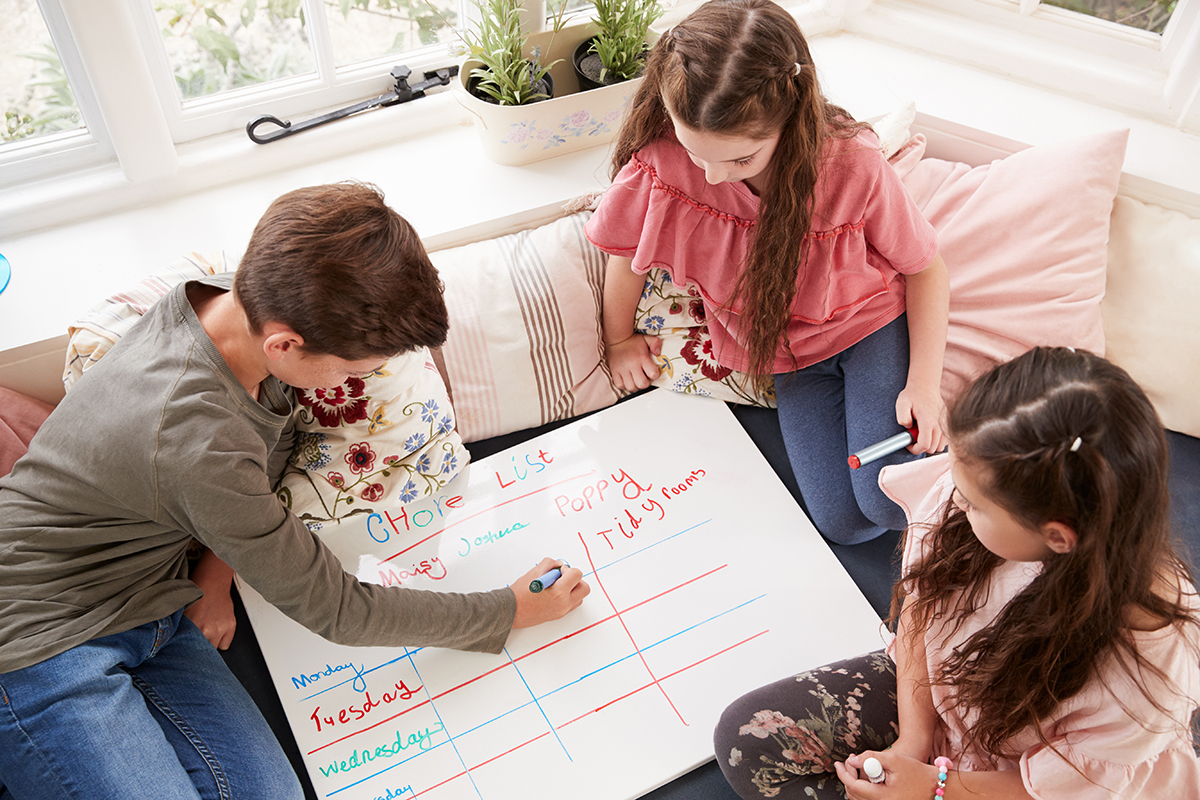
[240,391,883,800]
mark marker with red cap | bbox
[848,427,918,470]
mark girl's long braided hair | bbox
[610,0,866,379]
[890,347,1199,760]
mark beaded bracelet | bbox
[933,756,952,798]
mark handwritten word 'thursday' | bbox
[310,681,420,734]
[378,556,446,587]
[318,722,444,778]
[292,662,367,693]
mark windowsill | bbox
[4,27,1200,401]
[0,90,616,356]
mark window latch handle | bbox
[245,65,459,145]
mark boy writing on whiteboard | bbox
[0,182,589,800]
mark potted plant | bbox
[459,0,566,105]
[574,0,662,91]
[450,5,661,166]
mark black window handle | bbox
[246,65,459,145]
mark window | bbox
[1,0,84,145]
[845,0,1200,125]
[0,0,110,185]
[135,0,469,141]
[1036,0,1176,34]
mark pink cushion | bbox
[892,130,1128,401]
[0,387,55,477]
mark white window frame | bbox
[0,0,113,186]
[126,0,474,143]
[841,0,1200,128]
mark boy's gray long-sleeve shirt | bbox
[0,274,514,673]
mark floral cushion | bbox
[62,260,468,531]
[276,348,468,532]
[634,269,776,407]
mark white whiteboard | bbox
[240,391,884,800]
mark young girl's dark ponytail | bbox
[893,347,1195,760]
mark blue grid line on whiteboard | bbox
[308,539,768,797]
[243,392,886,800]
[293,518,710,705]
[318,596,769,798]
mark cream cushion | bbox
[1104,196,1200,438]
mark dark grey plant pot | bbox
[573,36,646,92]
[466,68,555,105]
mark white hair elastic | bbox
[1070,437,1083,453]
[794,62,803,76]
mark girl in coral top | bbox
[586,0,949,546]
[715,347,1200,799]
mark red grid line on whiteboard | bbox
[404,630,769,799]
[305,563,728,756]
[577,530,686,725]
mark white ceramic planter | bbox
[453,21,655,166]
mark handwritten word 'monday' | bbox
[292,662,366,693]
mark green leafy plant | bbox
[432,0,568,105]
[2,40,82,144]
[589,0,660,82]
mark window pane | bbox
[325,0,461,68]
[1041,0,1177,34]
[155,0,316,101]
[1,0,85,145]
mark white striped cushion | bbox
[63,252,231,391]
[430,212,620,442]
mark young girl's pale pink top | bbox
[585,130,938,374]
[881,456,1200,800]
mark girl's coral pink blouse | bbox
[585,129,938,374]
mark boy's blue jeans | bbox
[774,313,921,546]
[0,610,302,800]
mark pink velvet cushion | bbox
[891,130,1128,401]
[0,386,55,477]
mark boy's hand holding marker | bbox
[511,557,589,629]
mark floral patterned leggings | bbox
[714,651,899,799]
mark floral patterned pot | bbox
[452,21,656,166]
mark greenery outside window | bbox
[152,0,464,103]
[1,0,84,147]
[137,0,469,141]
[1036,0,1177,34]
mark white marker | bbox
[863,756,885,784]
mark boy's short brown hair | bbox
[234,182,448,361]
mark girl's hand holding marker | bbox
[836,752,948,800]
[510,558,589,629]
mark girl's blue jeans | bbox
[774,313,920,545]
[0,610,302,800]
